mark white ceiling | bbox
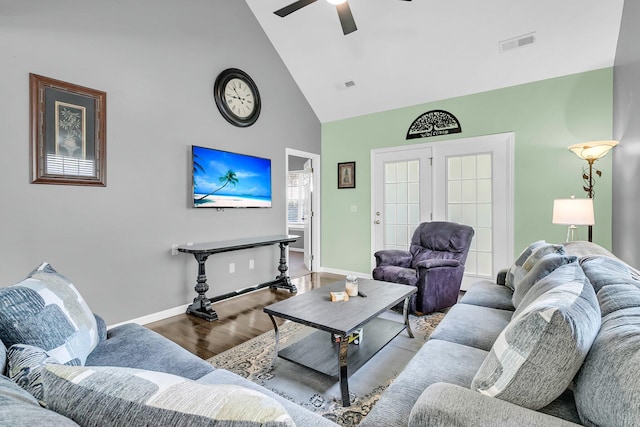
[245,0,625,123]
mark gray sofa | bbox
[0,262,337,426]
[361,240,640,426]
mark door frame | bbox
[285,148,321,272]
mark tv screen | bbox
[192,145,272,208]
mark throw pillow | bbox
[6,344,60,404]
[41,364,296,427]
[574,284,640,426]
[0,262,99,365]
[511,253,577,309]
[471,262,601,410]
[0,339,6,376]
[504,240,546,290]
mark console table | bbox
[177,235,299,321]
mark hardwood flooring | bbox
[146,272,344,360]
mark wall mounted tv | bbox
[192,145,272,208]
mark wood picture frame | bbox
[337,161,356,189]
[30,73,107,186]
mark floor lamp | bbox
[552,197,595,242]
[567,140,618,242]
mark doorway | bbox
[286,149,320,275]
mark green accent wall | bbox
[321,68,614,274]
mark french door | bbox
[371,133,514,290]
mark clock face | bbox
[224,78,255,119]
[214,69,261,127]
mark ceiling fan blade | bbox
[274,0,318,17]
[336,2,357,35]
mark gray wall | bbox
[613,0,640,266]
[0,0,321,324]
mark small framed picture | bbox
[337,162,356,189]
[30,73,107,186]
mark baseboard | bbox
[107,303,190,330]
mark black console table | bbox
[178,235,299,321]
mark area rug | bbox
[207,310,445,426]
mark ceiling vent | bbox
[499,32,536,53]
[344,80,356,88]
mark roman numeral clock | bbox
[213,68,261,127]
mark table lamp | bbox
[552,197,595,242]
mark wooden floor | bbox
[147,272,344,360]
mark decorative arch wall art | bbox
[406,109,461,140]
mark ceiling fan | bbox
[274,0,412,36]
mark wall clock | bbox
[213,68,261,127]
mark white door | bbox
[371,147,432,267]
[302,159,313,271]
[432,133,514,290]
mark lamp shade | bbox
[568,140,618,161]
[552,198,595,225]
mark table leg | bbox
[270,242,297,293]
[403,297,414,338]
[338,337,350,406]
[268,314,280,368]
[186,253,219,321]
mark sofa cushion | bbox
[41,364,296,427]
[6,344,60,403]
[471,262,601,410]
[504,240,546,290]
[0,374,79,426]
[359,339,489,427]
[429,303,512,351]
[86,323,215,380]
[408,383,582,427]
[459,280,514,311]
[574,284,640,427]
[0,263,99,366]
[580,255,639,293]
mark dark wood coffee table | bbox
[263,279,417,406]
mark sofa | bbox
[360,240,640,426]
[0,262,338,426]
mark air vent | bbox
[499,32,536,53]
[344,80,356,88]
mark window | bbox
[287,171,305,224]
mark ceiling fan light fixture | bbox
[326,0,347,4]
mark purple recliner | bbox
[372,221,475,314]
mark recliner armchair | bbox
[372,221,475,314]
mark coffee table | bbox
[263,279,417,406]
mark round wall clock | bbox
[213,68,261,127]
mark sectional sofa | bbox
[360,240,640,426]
[2,240,639,426]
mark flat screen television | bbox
[192,145,272,208]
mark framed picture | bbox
[30,73,107,186]
[337,161,356,189]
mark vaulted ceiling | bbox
[245,0,625,123]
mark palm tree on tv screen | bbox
[195,169,239,202]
